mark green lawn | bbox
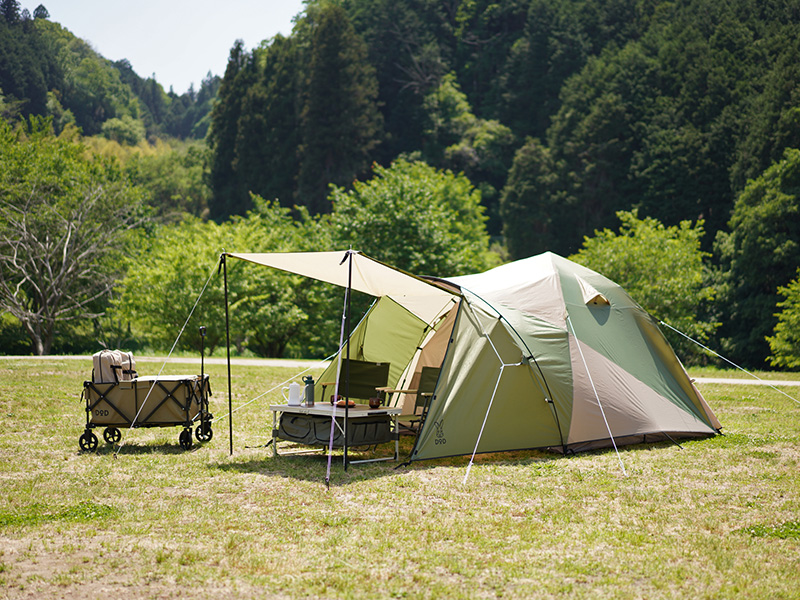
[0,358,798,599]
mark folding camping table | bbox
[270,403,401,464]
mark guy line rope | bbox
[114,260,220,457]
[660,320,800,407]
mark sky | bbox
[39,0,307,95]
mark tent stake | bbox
[326,250,355,485]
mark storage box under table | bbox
[270,403,401,464]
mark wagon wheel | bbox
[103,427,122,444]
[79,431,98,452]
[179,429,193,451]
[195,421,213,442]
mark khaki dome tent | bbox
[411,252,720,460]
[226,250,720,462]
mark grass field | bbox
[0,357,798,599]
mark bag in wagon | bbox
[92,350,137,383]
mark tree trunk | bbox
[30,330,45,356]
[25,320,52,355]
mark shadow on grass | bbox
[210,447,404,485]
[77,433,702,484]
[208,442,564,486]
[78,440,209,456]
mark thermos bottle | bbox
[303,375,315,406]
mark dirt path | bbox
[692,376,800,387]
[0,355,326,368]
[3,356,800,387]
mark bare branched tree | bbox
[0,118,147,354]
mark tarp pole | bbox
[325,313,346,487]
[344,251,353,471]
[326,250,354,486]
[223,253,233,456]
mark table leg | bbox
[272,410,278,457]
[393,414,399,461]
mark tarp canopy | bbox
[227,251,455,323]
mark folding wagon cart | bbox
[80,374,213,451]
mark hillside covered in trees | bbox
[0,2,218,140]
[2,0,800,369]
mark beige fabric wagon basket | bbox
[85,375,207,427]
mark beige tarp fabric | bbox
[227,251,454,323]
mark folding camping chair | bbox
[319,359,391,402]
[383,366,440,434]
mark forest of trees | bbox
[3,0,800,369]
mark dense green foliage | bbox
[0,4,58,117]
[328,160,495,276]
[208,3,383,219]
[0,5,217,140]
[206,40,252,220]
[114,59,220,140]
[716,148,800,367]
[79,136,212,220]
[418,72,516,232]
[767,269,800,369]
[229,35,300,216]
[570,211,718,362]
[203,0,800,260]
[500,1,800,257]
[298,3,383,213]
[33,19,140,136]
